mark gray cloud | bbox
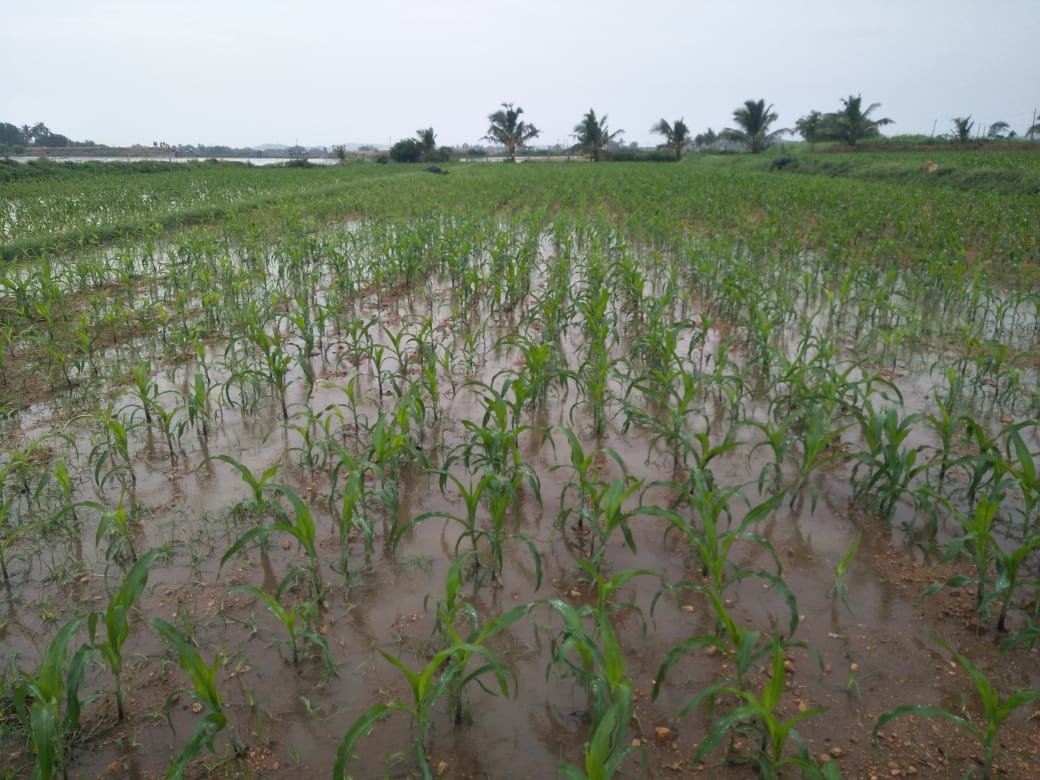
[4,0,1037,148]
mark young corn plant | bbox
[1004,423,1040,538]
[0,493,24,581]
[829,533,861,612]
[334,638,520,778]
[35,456,79,529]
[284,406,332,479]
[361,397,426,526]
[143,387,187,466]
[922,369,966,494]
[652,579,804,705]
[228,584,336,674]
[220,483,324,600]
[150,617,247,776]
[454,378,542,492]
[874,634,1040,780]
[425,551,535,723]
[688,634,834,779]
[662,470,788,601]
[400,466,541,589]
[88,548,160,721]
[550,428,648,570]
[13,616,93,780]
[230,320,296,421]
[620,367,720,474]
[85,405,138,491]
[546,565,654,779]
[184,370,216,443]
[78,487,139,563]
[849,403,928,523]
[324,443,374,578]
[781,401,852,513]
[923,492,1040,632]
[497,332,574,410]
[550,425,623,560]
[3,431,73,511]
[210,454,282,520]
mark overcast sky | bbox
[3,0,1038,149]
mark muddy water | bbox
[1,226,1038,779]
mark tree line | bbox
[0,121,91,148]
[393,95,1040,164]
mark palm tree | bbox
[416,127,437,162]
[650,118,690,161]
[950,116,974,144]
[825,95,893,146]
[721,99,786,153]
[484,103,540,162]
[572,109,622,162]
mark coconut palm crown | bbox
[484,103,540,162]
[573,109,622,162]
[826,94,893,146]
[416,127,437,161]
[650,118,691,161]
[721,99,787,153]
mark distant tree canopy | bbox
[389,138,423,163]
[987,121,1011,139]
[693,128,718,149]
[0,122,24,145]
[794,111,823,151]
[0,121,78,147]
[388,132,451,164]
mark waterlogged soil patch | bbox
[1,163,1038,779]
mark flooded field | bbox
[1,160,1038,779]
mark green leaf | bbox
[762,640,786,711]
[165,711,226,780]
[219,527,269,571]
[333,702,406,779]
